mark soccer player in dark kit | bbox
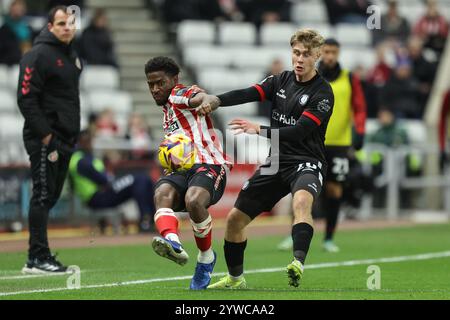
[195,28,334,288]
[18,6,82,274]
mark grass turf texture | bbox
[0,223,449,300]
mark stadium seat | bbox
[183,45,234,69]
[8,65,19,92]
[336,24,371,47]
[291,1,329,24]
[298,23,332,39]
[260,23,297,46]
[87,90,133,115]
[196,68,263,94]
[398,3,426,25]
[80,66,120,91]
[0,64,8,88]
[0,114,23,139]
[177,20,216,46]
[340,47,376,71]
[218,22,256,45]
[0,89,16,114]
[231,47,276,71]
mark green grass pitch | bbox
[0,223,449,300]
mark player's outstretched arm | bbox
[195,86,262,116]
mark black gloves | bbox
[353,133,365,151]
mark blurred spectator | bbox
[237,0,291,27]
[367,45,392,87]
[78,8,118,67]
[413,0,449,55]
[161,0,200,23]
[95,108,119,138]
[366,45,393,117]
[372,0,410,46]
[324,0,372,25]
[0,0,32,65]
[438,89,450,172]
[258,58,284,119]
[125,113,154,160]
[69,130,155,233]
[369,108,409,147]
[198,0,244,22]
[407,36,437,109]
[380,58,422,119]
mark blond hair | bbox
[290,28,325,51]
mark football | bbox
[158,134,197,172]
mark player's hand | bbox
[353,133,365,151]
[196,95,220,116]
[229,118,261,135]
[42,134,53,146]
[189,84,206,94]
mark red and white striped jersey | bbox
[162,84,230,166]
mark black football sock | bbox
[224,239,247,277]
[325,197,342,241]
[292,223,314,264]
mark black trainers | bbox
[22,254,69,274]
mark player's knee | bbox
[292,191,314,214]
[154,185,176,206]
[226,210,249,233]
[185,187,209,213]
[326,182,342,199]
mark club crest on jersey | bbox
[47,150,59,163]
[299,94,309,106]
[318,99,331,113]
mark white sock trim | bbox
[190,215,212,238]
[154,208,177,222]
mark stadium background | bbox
[0,0,450,299]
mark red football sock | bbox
[191,215,212,252]
[154,208,179,238]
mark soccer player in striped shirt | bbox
[145,56,230,290]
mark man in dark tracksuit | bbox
[69,130,156,233]
[17,6,81,274]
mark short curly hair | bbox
[290,28,325,51]
[144,56,180,77]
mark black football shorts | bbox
[235,159,326,220]
[155,164,227,211]
[325,146,350,183]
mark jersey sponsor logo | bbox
[299,94,309,106]
[276,89,287,99]
[272,111,297,126]
[317,99,331,113]
[167,121,180,133]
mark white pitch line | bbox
[1,250,449,297]
[0,270,88,281]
